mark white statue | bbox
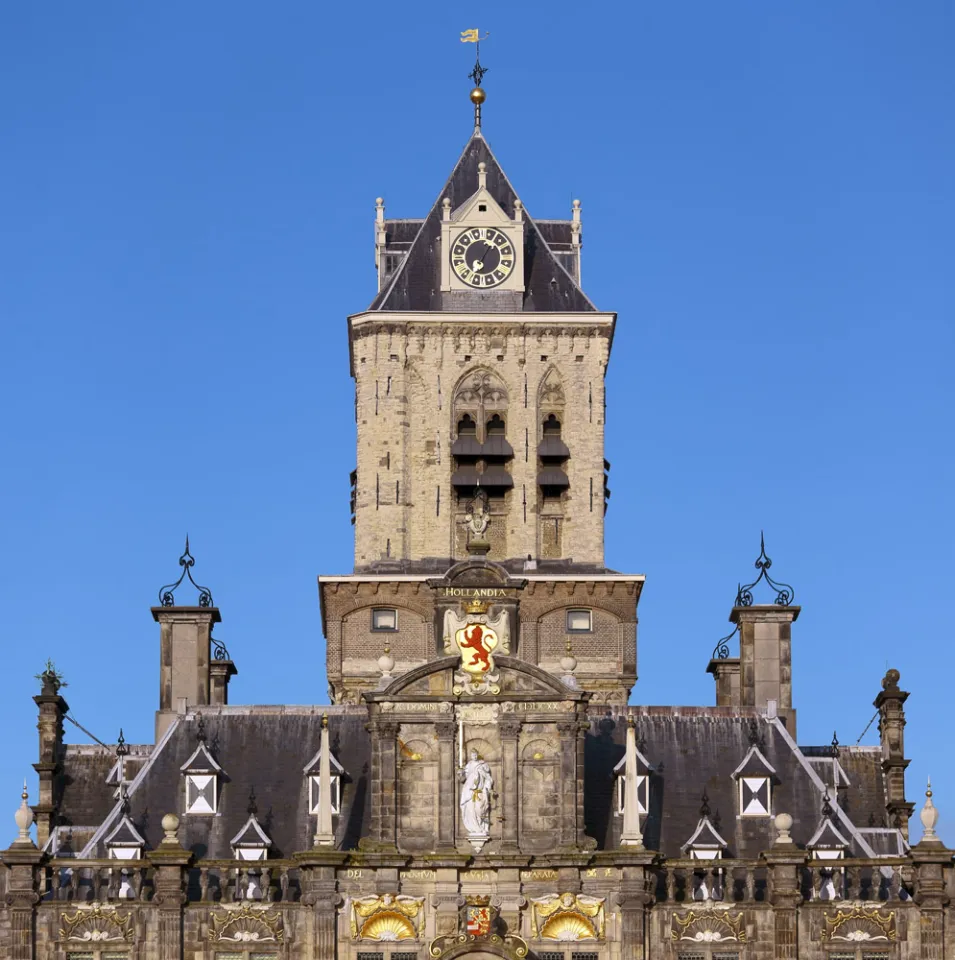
[465,495,490,537]
[459,748,493,837]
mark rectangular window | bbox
[371,608,398,631]
[538,954,564,960]
[739,776,771,816]
[185,773,217,814]
[308,773,342,815]
[357,954,386,960]
[566,609,593,632]
[571,954,599,960]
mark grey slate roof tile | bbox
[369,134,595,314]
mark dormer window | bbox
[180,724,224,816]
[613,743,651,818]
[567,609,593,633]
[304,747,345,815]
[732,743,776,817]
[371,608,398,632]
[231,812,273,862]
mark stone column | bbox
[149,814,191,960]
[32,671,68,851]
[762,813,806,960]
[557,719,580,849]
[498,718,521,851]
[368,718,399,849]
[435,720,458,849]
[874,668,915,839]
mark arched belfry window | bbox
[451,369,512,495]
[538,414,570,495]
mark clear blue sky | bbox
[2,3,952,844]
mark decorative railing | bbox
[650,859,913,905]
[41,860,302,904]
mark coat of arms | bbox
[443,599,510,695]
[466,904,492,937]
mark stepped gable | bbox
[369,133,595,313]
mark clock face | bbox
[450,227,516,288]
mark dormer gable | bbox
[230,813,273,861]
[304,744,345,815]
[732,744,776,817]
[180,722,225,815]
[808,795,850,859]
[104,815,146,860]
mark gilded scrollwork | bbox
[59,905,133,943]
[350,893,425,941]
[208,903,285,943]
[821,906,897,942]
[530,892,605,941]
[670,909,746,943]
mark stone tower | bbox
[352,116,614,572]
[321,89,640,706]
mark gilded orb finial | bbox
[470,87,486,105]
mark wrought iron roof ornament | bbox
[699,788,711,819]
[116,729,129,758]
[711,533,795,660]
[736,532,795,607]
[158,536,214,608]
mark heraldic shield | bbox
[455,622,499,675]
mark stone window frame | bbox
[674,951,740,960]
[65,952,132,960]
[371,607,399,632]
[566,608,593,633]
[212,952,279,960]
[823,949,893,960]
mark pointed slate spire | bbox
[313,713,334,847]
[620,715,644,848]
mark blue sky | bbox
[1,2,952,844]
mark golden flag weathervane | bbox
[461,29,489,88]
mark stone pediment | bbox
[364,655,582,702]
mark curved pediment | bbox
[428,559,527,590]
[364,655,582,701]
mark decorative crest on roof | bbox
[116,728,129,758]
[735,532,795,607]
[158,535,214,607]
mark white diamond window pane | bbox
[566,609,592,632]
[741,776,770,816]
[372,608,397,631]
[309,774,341,814]
[187,774,216,813]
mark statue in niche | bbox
[459,748,493,839]
[465,491,490,537]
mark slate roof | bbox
[77,709,371,860]
[584,707,895,859]
[56,704,895,862]
[368,132,595,314]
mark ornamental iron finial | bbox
[822,789,834,820]
[700,788,711,819]
[35,659,67,695]
[831,731,840,758]
[736,532,795,607]
[158,535,214,608]
[116,729,129,758]
[247,787,258,816]
[195,714,207,743]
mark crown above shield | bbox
[464,598,490,615]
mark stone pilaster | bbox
[874,667,914,838]
[557,718,581,848]
[498,718,521,850]
[368,718,399,849]
[616,855,656,960]
[912,841,952,959]
[762,817,806,960]
[32,674,68,851]
[435,720,458,850]
[1,848,42,960]
[297,857,345,958]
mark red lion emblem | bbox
[459,624,492,671]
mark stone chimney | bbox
[153,539,234,740]
[32,661,68,849]
[874,667,914,839]
[734,604,799,736]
